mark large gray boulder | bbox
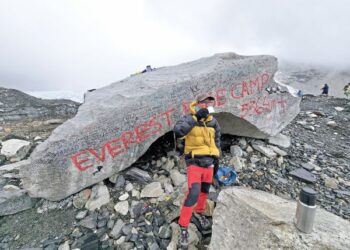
[210,187,350,250]
[20,53,300,200]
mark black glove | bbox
[196,108,209,120]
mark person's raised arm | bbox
[173,115,196,138]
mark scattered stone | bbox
[169,169,186,187]
[251,144,277,158]
[327,121,337,127]
[267,133,291,148]
[238,138,247,148]
[158,225,172,239]
[140,182,164,198]
[75,210,88,220]
[125,183,133,192]
[110,219,125,239]
[125,167,152,184]
[230,145,243,157]
[0,189,36,216]
[269,145,287,156]
[121,224,133,236]
[307,125,315,131]
[0,139,31,161]
[289,168,316,183]
[249,155,260,164]
[312,111,326,117]
[301,162,318,171]
[324,177,339,189]
[229,156,244,172]
[246,146,254,153]
[254,170,264,177]
[73,189,92,209]
[3,184,20,191]
[43,119,65,125]
[79,213,98,229]
[164,183,174,194]
[308,113,318,118]
[85,183,110,211]
[277,156,284,167]
[334,107,344,111]
[58,241,70,250]
[119,193,130,201]
[34,136,43,141]
[131,189,140,198]
[162,158,175,171]
[115,175,126,188]
[114,201,129,216]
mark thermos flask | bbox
[295,187,317,233]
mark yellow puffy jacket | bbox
[174,102,221,158]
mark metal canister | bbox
[295,187,317,233]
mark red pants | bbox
[178,165,213,227]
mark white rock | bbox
[164,183,174,194]
[334,107,344,111]
[140,182,164,198]
[0,139,31,160]
[230,145,243,157]
[114,201,129,216]
[131,189,140,198]
[170,169,186,187]
[229,156,244,172]
[308,113,318,118]
[246,146,254,153]
[115,236,126,244]
[125,183,133,192]
[34,136,43,141]
[252,144,277,158]
[162,158,175,171]
[324,177,339,189]
[3,184,20,191]
[269,145,288,156]
[43,119,64,125]
[119,193,129,201]
[85,183,110,211]
[75,210,88,220]
[58,240,70,250]
[267,133,291,148]
[238,138,247,148]
[327,121,336,126]
[277,156,284,167]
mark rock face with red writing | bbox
[20,52,300,201]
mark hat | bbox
[196,93,215,102]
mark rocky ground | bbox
[0,94,349,250]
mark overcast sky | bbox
[1,0,349,92]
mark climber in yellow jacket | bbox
[173,93,221,248]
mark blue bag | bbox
[214,166,237,186]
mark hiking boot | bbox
[178,226,189,249]
[193,213,211,230]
